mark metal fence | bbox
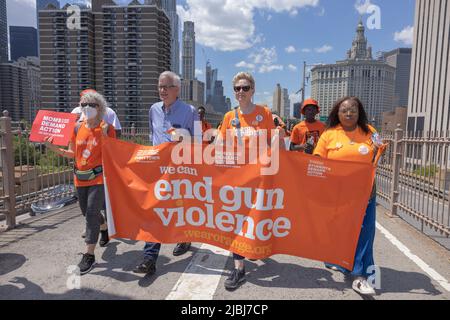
[0,111,76,228]
[377,127,450,238]
[1,110,449,241]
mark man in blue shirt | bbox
[133,71,199,276]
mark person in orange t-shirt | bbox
[45,91,116,275]
[314,96,387,296]
[217,72,284,291]
[198,106,214,143]
[290,98,326,154]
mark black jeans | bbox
[77,185,105,245]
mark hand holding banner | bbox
[29,110,77,146]
[103,138,376,269]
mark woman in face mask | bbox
[45,91,116,275]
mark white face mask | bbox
[82,106,98,120]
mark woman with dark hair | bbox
[314,96,386,296]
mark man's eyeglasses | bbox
[80,103,99,108]
[158,85,177,91]
[233,86,252,93]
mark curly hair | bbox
[327,96,370,134]
[79,91,108,120]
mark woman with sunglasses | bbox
[45,91,116,275]
[217,72,284,291]
[314,96,386,296]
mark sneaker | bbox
[133,258,156,275]
[99,229,109,247]
[173,242,191,256]
[352,278,376,296]
[325,264,339,271]
[224,268,246,291]
[78,253,95,275]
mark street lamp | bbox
[296,61,322,104]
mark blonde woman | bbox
[217,72,281,290]
[45,91,116,275]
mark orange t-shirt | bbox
[202,120,212,133]
[219,105,275,145]
[71,121,116,187]
[313,125,377,164]
[290,120,326,147]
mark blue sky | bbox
[7,0,416,109]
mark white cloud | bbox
[288,64,298,71]
[237,47,284,74]
[354,0,375,15]
[7,0,37,28]
[177,0,319,51]
[235,61,256,70]
[317,6,325,16]
[285,46,297,53]
[394,26,414,46]
[315,45,333,53]
[259,65,284,73]
[302,48,312,53]
[195,68,204,77]
[289,93,302,103]
[289,9,299,17]
[249,47,278,65]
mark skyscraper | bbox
[293,102,302,119]
[206,61,218,104]
[0,62,31,121]
[273,84,282,115]
[160,0,180,74]
[16,56,41,120]
[36,0,60,57]
[383,48,412,108]
[407,0,450,134]
[311,20,395,127]
[39,0,171,127]
[182,21,195,80]
[282,88,291,119]
[0,0,8,62]
[9,26,38,61]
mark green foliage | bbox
[38,150,71,172]
[414,165,438,178]
[125,136,151,146]
[13,136,40,166]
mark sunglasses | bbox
[233,86,252,93]
[80,103,99,108]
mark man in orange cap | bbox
[290,98,326,154]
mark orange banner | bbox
[103,138,375,269]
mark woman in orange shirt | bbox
[314,96,386,296]
[217,72,284,291]
[45,91,116,275]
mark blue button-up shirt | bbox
[149,99,200,146]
